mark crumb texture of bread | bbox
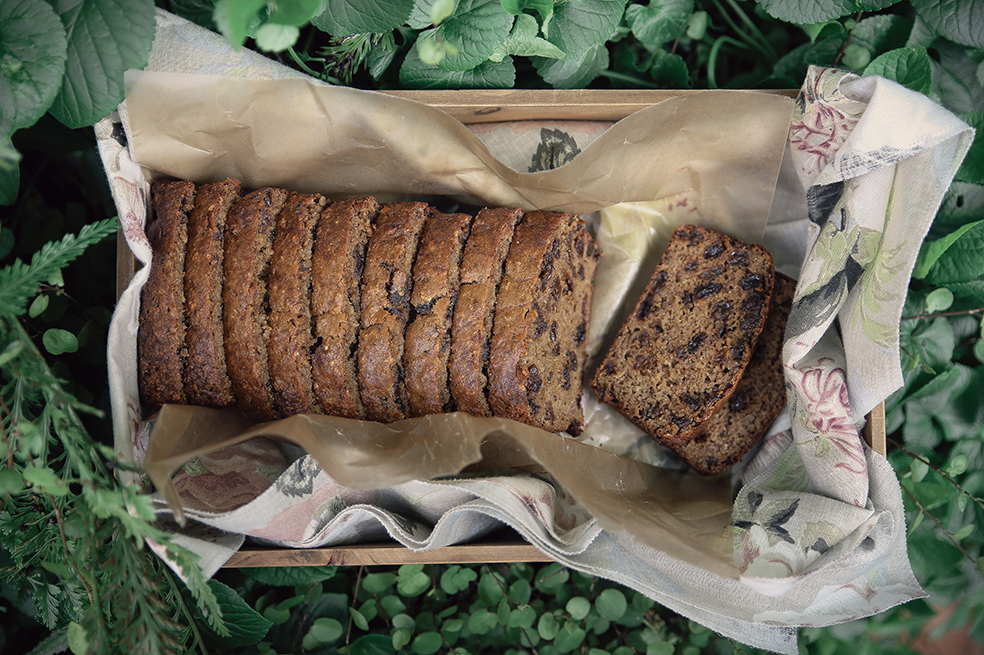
[357,201,431,423]
[139,179,195,409]
[674,272,795,474]
[489,211,600,435]
[222,187,289,422]
[311,196,378,419]
[449,207,523,416]
[590,224,775,447]
[404,211,473,417]
[183,178,241,407]
[268,193,328,417]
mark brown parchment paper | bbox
[125,71,794,577]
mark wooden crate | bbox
[116,89,886,568]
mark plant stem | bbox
[833,13,862,67]
[598,70,661,88]
[721,0,778,62]
[160,562,210,655]
[889,437,984,512]
[901,306,984,321]
[901,483,981,574]
[286,45,323,79]
[707,36,750,89]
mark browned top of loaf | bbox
[139,178,195,409]
[448,207,523,416]
[404,211,472,417]
[223,187,289,422]
[183,178,241,408]
[268,193,327,417]
[675,272,795,475]
[311,196,378,419]
[358,201,431,423]
[489,211,600,435]
[590,224,775,448]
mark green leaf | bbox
[841,43,871,70]
[501,0,554,29]
[544,0,627,61]
[758,0,859,24]
[852,14,913,57]
[197,580,269,646]
[566,596,591,621]
[363,571,397,594]
[535,562,570,594]
[400,47,515,88]
[467,608,497,635]
[924,220,984,285]
[974,339,984,363]
[351,607,370,631]
[213,0,266,48]
[929,39,984,115]
[392,627,413,650]
[925,288,954,314]
[649,52,690,88]
[947,454,970,476]
[509,578,532,605]
[910,457,929,482]
[48,0,156,128]
[350,633,396,655]
[490,14,564,62]
[538,611,560,640]
[308,617,344,643]
[28,294,49,318]
[554,620,587,654]
[0,0,67,139]
[392,613,416,631]
[914,220,984,279]
[397,564,431,597]
[442,618,464,634]
[243,566,338,586]
[440,565,478,594]
[625,0,693,46]
[430,0,456,25]
[477,570,506,605]
[911,0,984,48]
[169,0,217,29]
[264,0,324,26]
[434,0,514,71]
[311,0,414,35]
[497,597,511,625]
[412,631,443,655]
[0,467,25,494]
[67,622,88,655]
[534,44,608,89]
[955,111,984,184]
[22,465,69,495]
[380,594,406,616]
[254,23,300,52]
[0,157,17,205]
[935,182,984,232]
[509,604,537,629]
[595,589,627,622]
[43,328,77,355]
[864,47,933,95]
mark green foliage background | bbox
[1,0,982,653]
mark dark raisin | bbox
[562,367,571,390]
[731,344,745,361]
[681,392,701,411]
[603,361,616,375]
[712,301,731,321]
[633,353,652,370]
[552,344,561,356]
[642,403,663,420]
[693,432,708,444]
[687,333,706,353]
[533,310,549,338]
[694,283,722,300]
[684,260,698,271]
[653,322,664,333]
[527,365,542,394]
[742,293,765,312]
[688,229,703,246]
[637,291,657,320]
[682,290,694,309]
[740,274,765,290]
[549,321,558,343]
[577,263,585,280]
[670,415,693,429]
[728,391,749,412]
[704,455,718,467]
[728,250,749,266]
[566,419,582,436]
[704,241,725,259]
[701,265,725,280]
[414,297,436,315]
[635,331,650,347]
[574,321,586,345]
[575,236,585,257]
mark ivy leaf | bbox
[923,219,984,285]
[955,111,984,184]
[544,0,627,62]
[435,0,514,71]
[911,0,984,48]
[401,46,515,88]
[912,219,984,279]
[311,0,414,35]
[467,608,497,635]
[864,47,933,95]
[412,631,442,655]
[491,14,564,62]
[0,0,68,139]
[851,14,912,56]
[534,44,608,89]
[625,0,693,46]
[48,0,156,129]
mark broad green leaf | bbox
[311,0,414,35]
[368,40,400,80]
[491,14,564,62]
[350,633,396,655]
[650,52,690,88]
[412,631,443,655]
[852,14,912,56]
[554,620,587,654]
[214,0,266,48]
[254,22,299,51]
[198,580,269,646]
[625,0,693,46]
[400,47,515,87]
[955,111,984,184]
[408,0,438,29]
[0,467,25,494]
[544,0,627,61]
[595,589,627,621]
[442,618,464,634]
[501,0,554,29]
[309,617,344,643]
[934,182,984,232]
[0,0,67,138]
[243,566,339,587]
[911,0,984,48]
[534,44,608,89]
[947,279,984,310]
[48,0,156,128]
[924,219,984,284]
[913,220,984,279]
[929,39,984,114]
[535,562,570,593]
[435,0,514,71]
[42,328,77,355]
[758,0,860,24]
[363,572,397,594]
[265,0,324,26]
[864,47,933,95]
[900,315,954,379]
[566,596,591,620]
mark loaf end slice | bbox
[311,196,379,419]
[138,179,195,410]
[673,272,795,474]
[183,177,241,407]
[489,211,600,435]
[590,224,775,448]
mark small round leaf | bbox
[566,596,591,621]
[412,631,443,655]
[43,328,78,355]
[538,611,560,640]
[947,454,969,476]
[910,458,929,483]
[309,617,344,643]
[596,589,627,622]
[29,294,49,318]
[392,627,413,651]
[468,608,497,635]
[363,572,397,594]
[925,287,954,314]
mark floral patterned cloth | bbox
[99,11,976,655]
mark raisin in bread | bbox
[590,224,775,448]
[223,187,289,422]
[139,179,195,409]
[674,272,795,474]
[488,211,600,435]
[310,196,378,419]
[183,178,241,408]
[357,201,432,423]
[404,210,472,417]
[448,207,523,416]
[268,192,328,417]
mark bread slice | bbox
[183,177,241,407]
[139,178,195,410]
[591,224,775,448]
[488,211,600,435]
[310,196,379,419]
[673,272,795,474]
[448,207,523,416]
[268,192,328,417]
[223,187,290,422]
[404,210,473,417]
[357,201,432,423]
